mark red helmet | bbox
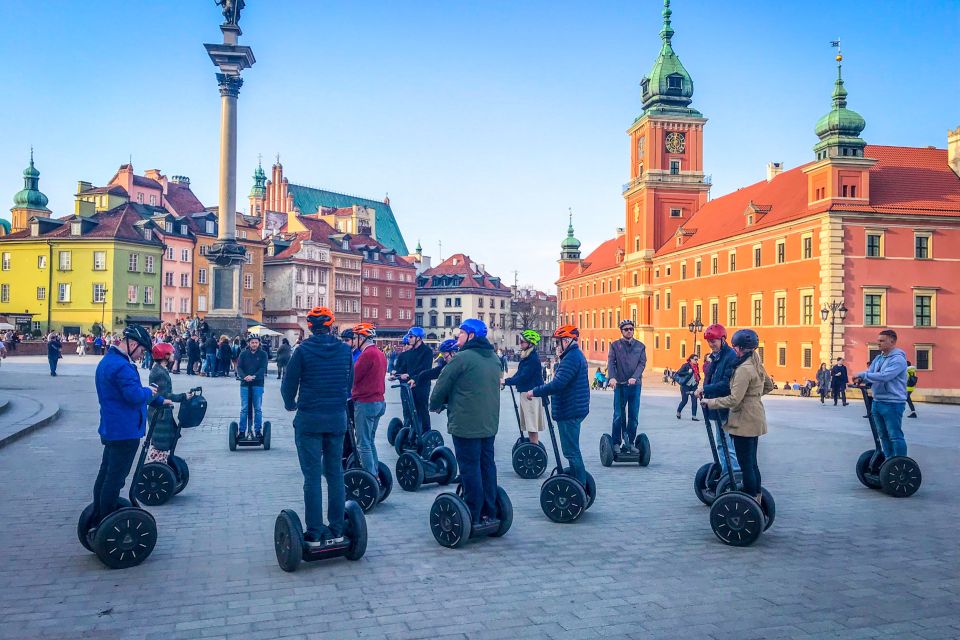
[152,342,174,360]
[306,306,335,328]
[703,323,726,341]
[553,325,580,339]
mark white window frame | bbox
[58,282,71,302]
[93,283,107,304]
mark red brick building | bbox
[353,235,417,341]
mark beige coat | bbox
[704,351,774,437]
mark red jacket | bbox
[352,345,386,403]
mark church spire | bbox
[639,0,699,117]
[560,208,581,261]
[813,48,866,160]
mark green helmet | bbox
[520,329,541,346]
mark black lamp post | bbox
[821,301,848,362]
[687,317,704,357]
[100,288,109,331]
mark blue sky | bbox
[1,1,957,290]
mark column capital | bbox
[216,73,244,98]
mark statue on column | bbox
[215,0,245,26]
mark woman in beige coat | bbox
[703,329,774,502]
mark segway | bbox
[430,482,512,549]
[229,383,271,451]
[539,398,596,523]
[703,404,775,546]
[394,391,458,492]
[507,385,547,479]
[274,501,367,572]
[341,401,393,513]
[852,383,921,497]
[77,411,161,569]
[693,407,742,506]
[391,382,444,455]
[134,386,206,506]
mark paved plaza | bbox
[1,357,959,640]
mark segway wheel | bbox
[344,501,367,561]
[694,463,718,506]
[562,467,597,509]
[492,486,513,538]
[170,456,189,494]
[77,498,131,552]
[431,446,459,485]
[421,429,445,455]
[274,509,304,573]
[635,433,651,467]
[599,434,614,467]
[386,417,403,446]
[396,452,425,491]
[135,462,178,506]
[262,421,271,450]
[228,421,238,451]
[344,469,380,513]
[394,427,412,456]
[430,493,471,548]
[879,456,921,498]
[377,462,393,502]
[93,507,157,569]
[710,492,764,547]
[760,487,776,531]
[512,441,548,479]
[855,449,882,489]
[540,476,587,523]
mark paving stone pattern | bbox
[0,358,958,640]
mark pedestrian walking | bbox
[831,357,850,406]
[816,363,830,404]
[906,361,918,418]
[47,332,63,376]
[675,353,701,420]
[275,338,292,379]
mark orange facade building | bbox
[558,3,960,394]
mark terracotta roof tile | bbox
[164,181,206,215]
[1,203,162,245]
[419,253,510,291]
[558,236,625,283]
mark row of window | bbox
[0,283,155,304]
[1,250,153,273]
[361,268,414,282]
[360,307,413,321]
[865,231,933,259]
[863,290,937,328]
[334,298,361,314]
[165,247,192,262]
[162,297,193,313]
[164,272,192,288]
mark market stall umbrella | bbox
[248,325,282,337]
[0,322,15,330]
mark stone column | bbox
[217,74,242,243]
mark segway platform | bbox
[599,433,651,467]
[229,385,271,451]
[274,502,366,572]
[430,484,512,548]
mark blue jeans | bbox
[294,412,346,537]
[92,437,140,525]
[354,401,385,476]
[873,400,907,457]
[48,355,59,375]
[239,385,264,432]
[203,353,216,375]
[557,418,587,485]
[452,435,498,524]
[612,384,640,445]
[708,409,740,473]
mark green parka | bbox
[429,336,501,438]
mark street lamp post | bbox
[820,300,848,362]
[687,317,704,357]
[101,288,109,332]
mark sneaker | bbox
[326,535,345,545]
[691,416,700,421]
[843,402,849,406]
[908,413,917,419]
[254,430,263,439]
[621,444,636,455]
[676,412,681,420]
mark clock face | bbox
[665,132,686,154]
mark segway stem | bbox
[129,409,161,508]
[705,405,738,491]
[851,383,883,450]
[541,397,564,473]
[508,385,524,438]
[701,402,721,467]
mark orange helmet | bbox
[352,322,377,338]
[152,342,174,360]
[306,306,335,327]
[553,325,580,339]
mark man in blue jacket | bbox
[855,329,910,457]
[90,325,170,530]
[697,323,740,473]
[281,306,354,546]
[528,325,590,485]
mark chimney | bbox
[948,127,960,177]
[170,175,191,187]
[766,162,784,181]
[144,169,163,181]
[77,180,92,194]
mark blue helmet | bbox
[731,328,760,350]
[407,326,425,340]
[459,318,487,338]
[438,338,459,354]
[401,336,410,345]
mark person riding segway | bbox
[230,336,271,451]
[428,318,512,548]
[604,319,651,465]
[78,324,172,568]
[275,306,366,571]
[504,329,548,479]
[395,326,436,435]
[529,325,597,523]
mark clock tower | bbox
[621,0,711,336]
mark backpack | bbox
[178,390,208,429]
[907,372,918,387]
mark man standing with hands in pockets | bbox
[606,320,646,454]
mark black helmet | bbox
[731,328,759,351]
[123,325,153,350]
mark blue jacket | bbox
[47,337,62,360]
[281,333,353,430]
[702,342,737,420]
[97,346,165,441]
[504,348,544,393]
[859,347,908,403]
[532,342,589,421]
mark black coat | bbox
[504,348,544,393]
[397,343,435,399]
[830,364,849,389]
[281,333,353,426]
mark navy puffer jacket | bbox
[702,341,737,420]
[504,348,543,393]
[532,342,589,421]
[281,333,353,429]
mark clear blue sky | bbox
[1,1,957,290]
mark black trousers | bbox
[731,435,761,496]
[92,438,140,525]
[832,386,847,405]
[413,390,431,431]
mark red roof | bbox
[349,234,413,267]
[164,181,206,215]
[420,253,510,291]
[266,232,309,261]
[654,144,960,256]
[132,175,162,190]
[558,236,625,283]
[2,203,163,245]
[78,185,128,197]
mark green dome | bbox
[639,0,701,118]
[12,151,50,211]
[561,213,581,251]
[813,60,866,159]
[249,160,267,198]
[0,218,11,235]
